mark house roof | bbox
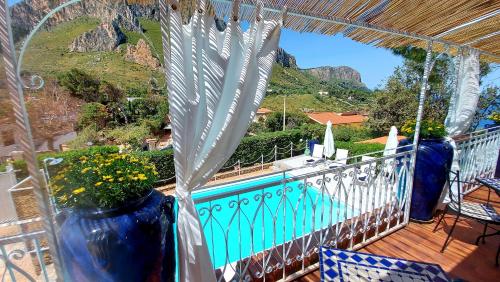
[257,108,273,114]
[306,112,366,125]
[357,135,407,145]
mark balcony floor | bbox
[298,187,500,282]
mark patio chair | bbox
[329,148,349,168]
[304,144,324,165]
[357,156,376,182]
[434,169,500,256]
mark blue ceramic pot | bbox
[398,138,453,222]
[58,190,176,282]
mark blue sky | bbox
[279,28,403,89]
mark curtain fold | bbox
[163,1,282,281]
[442,49,480,203]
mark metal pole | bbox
[283,95,286,131]
[0,0,63,279]
[405,40,434,224]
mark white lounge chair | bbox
[358,156,376,181]
[329,148,349,168]
[304,144,324,165]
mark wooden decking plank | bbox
[296,187,500,282]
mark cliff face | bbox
[10,0,158,40]
[275,48,297,69]
[302,66,362,83]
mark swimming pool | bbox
[193,174,353,269]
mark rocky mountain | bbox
[10,0,157,37]
[275,48,297,69]
[303,66,362,83]
[69,22,126,52]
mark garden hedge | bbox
[10,129,386,186]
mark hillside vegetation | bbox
[21,17,164,90]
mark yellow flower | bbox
[95,182,103,187]
[117,171,122,174]
[81,167,91,173]
[108,178,114,182]
[428,127,433,131]
[59,195,68,202]
[118,177,124,182]
[72,187,86,195]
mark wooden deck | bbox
[298,187,500,282]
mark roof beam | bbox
[210,0,500,60]
[434,10,500,39]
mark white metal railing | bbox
[455,126,500,194]
[0,230,50,282]
[193,147,414,281]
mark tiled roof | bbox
[357,136,407,145]
[257,108,273,114]
[306,112,366,125]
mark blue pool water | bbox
[193,174,351,269]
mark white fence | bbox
[455,126,500,194]
[193,147,414,281]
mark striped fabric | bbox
[449,201,500,222]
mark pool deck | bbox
[297,187,500,282]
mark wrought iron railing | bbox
[455,126,500,194]
[193,147,414,281]
[0,230,50,282]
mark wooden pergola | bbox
[207,0,500,62]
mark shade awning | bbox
[206,0,500,62]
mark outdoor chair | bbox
[329,148,349,168]
[434,169,500,258]
[357,155,376,182]
[305,144,325,165]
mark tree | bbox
[366,68,419,135]
[264,111,309,132]
[58,69,101,102]
[27,80,82,150]
[470,85,499,130]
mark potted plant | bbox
[52,153,175,281]
[397,119,453,222]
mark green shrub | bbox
[137,150,175,184]
[104,124,152,148]
[58,68,101,102]
[77,102,110,130]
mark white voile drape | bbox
[163,1,282,281]
[442,49,480,202]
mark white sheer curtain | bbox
[442,49,480,202]
[162,1,282,281]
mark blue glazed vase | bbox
[58,190,176,282]
[398,138,453,222]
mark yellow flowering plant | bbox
[489,112,500,125]
[51,153,159,209]
[401,119,446,140]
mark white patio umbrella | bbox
[323,120,335,158]
[384,126,399,156]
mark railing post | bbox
[238,160,241,175]
[290,142,293,157]
[405,40,434,224]
[274,145,278,162]
[261,154,264,171]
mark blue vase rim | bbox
[65,189,156,219]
